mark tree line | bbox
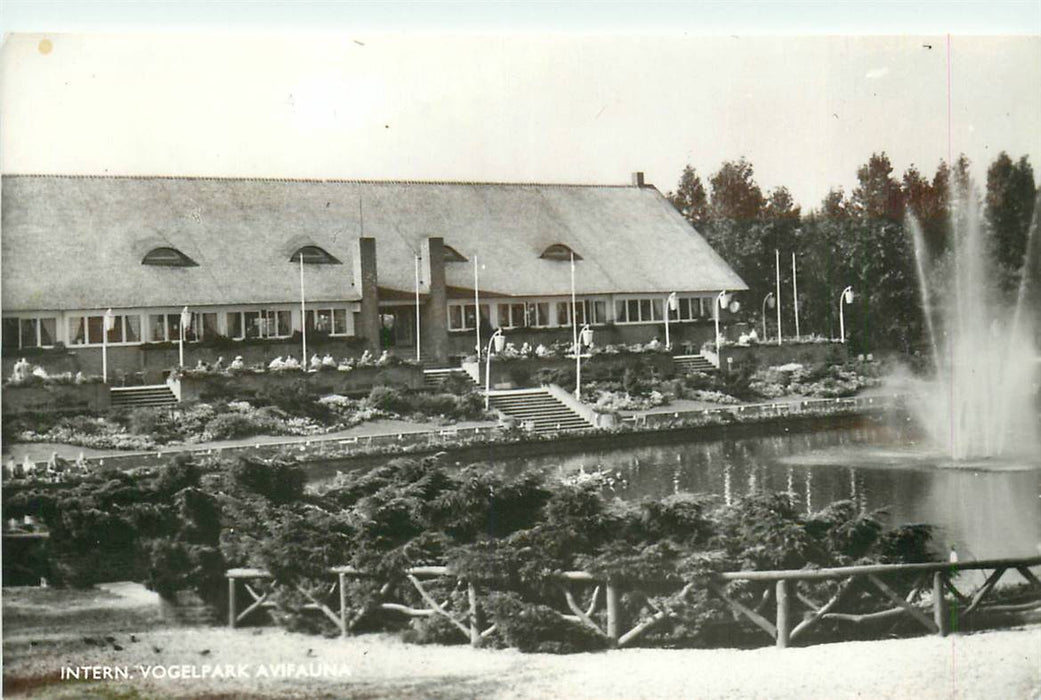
[668,152,1038,357]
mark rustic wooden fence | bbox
[227,554,1041,649]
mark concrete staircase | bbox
[110,384,178,409]
[672,354,717,374]
[488,389,594,434]
[422,367,475,389]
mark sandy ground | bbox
[3,583,1039,700]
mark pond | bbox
[310,414,1041,561]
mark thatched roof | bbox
[1,174,746,312]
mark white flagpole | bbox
[473,254,481,358]
[571,252,580,399]
[775,249,783,346]
[179,306,190,368]
[792,252,800,339]
[415,254,422,362]
[300,255,307,364]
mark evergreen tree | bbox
[667,164,709,230]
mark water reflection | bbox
[493,420,1041,559]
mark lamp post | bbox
[575,324,593,400]
[714,290,731,352]
[179,306,191,368]
[664,292,678,350]
[102,308,115,383]
[299,255,307,365]
[473,254,481,358]
[838,286,854,343]
[761,292,775,341]
[484,328,505,410]
[414,254,422,362]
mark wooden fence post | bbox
[775,580,790,649]
[467,581,482,647]
[932,571,947,637]
[227,576,237,628]
[606,579,622,646]
[339,572,348,638]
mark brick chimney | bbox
[631,171,645,187]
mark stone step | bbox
[488,389,595,434]
[110,385,178,408]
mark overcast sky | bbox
[1,29,1039,209]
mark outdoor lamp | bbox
[728,300,741,313]
[844,288,855,305]
[839,286,854,343]
[484,328,505,410]
[580,325,594,347]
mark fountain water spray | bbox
[909,185,1040,461]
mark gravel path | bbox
[4,581,1039,700]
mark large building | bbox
[1,172,746,379]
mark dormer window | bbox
[142,247,197,267]
[290,246,341,264]
[443,245,468,262]
[539,243,582,261]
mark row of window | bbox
[3,296,713,348]
[2,308,352,349]
[447,296,711,331]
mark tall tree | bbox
[709,158,766,224]
[985,152,1037,293]
[667,164,709,230]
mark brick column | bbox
[353,237,380,355]
[421,237,449,362]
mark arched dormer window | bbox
[142,247,198,267]
[290,246,341,264]
[443,245,468,262]
[539,243,582,261]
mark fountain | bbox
[908,184,1040,462]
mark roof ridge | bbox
[1,173,635,189]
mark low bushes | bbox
[3,453,935,651]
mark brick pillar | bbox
[353,237,380,355]
[422,237,449,362]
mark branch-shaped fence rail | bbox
[227,555,1041,649]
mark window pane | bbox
[315,309,332,333]
[87,316,104,345]
[20,318,38,348]
[107,316,124,344]
[463,305,476,330]
[202,313,218,339]
[227,312,242,339]
[557,302,570,327]
[627,300,640,322]
[592,301,606,324]
[448,305,462,330]
[535,303,549,326]
[574,301,586,326]
[3,318,21,349]
[651,298,664,322]
[69,317,86,345]
[150,315,166,342]
[615,300,627,323]
[125,315,141,343]
[244,311,261,339]
[167,313,182,339]
[497,303,511,328]
[279,310,293,336]
[511,304,526,327]
[639,300,652,322]
[332,309,347,335]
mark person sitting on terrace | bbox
[376,350,392,366]
[310,353,322,371]
[519,342,533,357]
[283,355,300,370]
[213,356,225,372]
[337,356,355,371]
[501,342,519,358]
[10,357,32,384]
[357,350,374,366]
[535,343,550,358]
[268,356,285,370]
[195,359,209,372]
[322,353,337,368]
[646,336,661,351]
[229,356,245,371]
[32,365,49,380]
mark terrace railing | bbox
[226,554,1041,649]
